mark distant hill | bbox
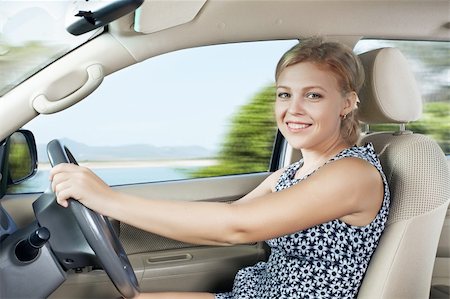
[37,139,215,163]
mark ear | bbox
[341,91,358,116]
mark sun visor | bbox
[134,0,207,34]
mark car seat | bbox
[355,47,450,298]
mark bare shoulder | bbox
[313,157,384,226]
[314,157,383,197]
[322,157,381,181]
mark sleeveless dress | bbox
[215,143,390,299]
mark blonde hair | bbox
[275,38,365,145]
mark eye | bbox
[277,92,291,100]
[305,92,322,100]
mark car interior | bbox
[0,1,449,298]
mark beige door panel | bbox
[137,245,267,293]
[114,172,270,202]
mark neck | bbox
[300,138,351,170]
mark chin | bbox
[286,139,313,151]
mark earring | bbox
[342,114,347,120]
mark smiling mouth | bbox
[287,122,312,130]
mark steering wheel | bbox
[47,139,139,298]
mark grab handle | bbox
[32,64,104,114]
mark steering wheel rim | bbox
[47,139,139,298]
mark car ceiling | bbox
[109,0,449,62]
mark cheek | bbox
[313,105,341,126]
[274,102,285,119]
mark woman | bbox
[50,38,390,299]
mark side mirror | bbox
[5,130,38,185]
[0,130,37,197]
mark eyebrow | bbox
[276,85,328,92]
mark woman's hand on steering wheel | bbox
[50,163,114,214]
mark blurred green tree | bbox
[368,101,450,153]
[190,85,277,178]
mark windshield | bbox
[0,1,102,96]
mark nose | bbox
[287,96,306,115]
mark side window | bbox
[13,40,297,193]
[354,40,449,155]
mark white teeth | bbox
[288,123,310,129]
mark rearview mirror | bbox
[65,0,144,36]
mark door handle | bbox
[147,253,193,264]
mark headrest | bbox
[357,47,422,124]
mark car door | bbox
[2,40,296,298]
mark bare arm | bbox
[50,158,383,246]
[232,167,285,204]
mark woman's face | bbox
[275,61,351,151]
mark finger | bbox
[49,163,81,180]
[50,172,71,193]
[56,195,69,208]
[54,183,74,208]
[49,163,68,181]
[55,188,70,208]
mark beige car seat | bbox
[355,47,450,298]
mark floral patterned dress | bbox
[215,143,390,299]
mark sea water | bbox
[8,166,196,194]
